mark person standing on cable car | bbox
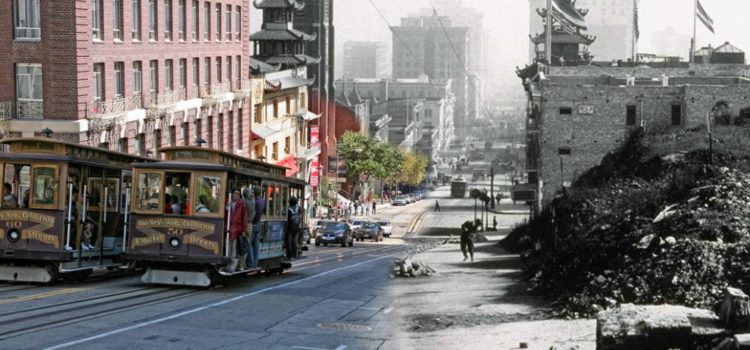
[286,196,301,260]
[242,187,256,269]
[226,189,247,273]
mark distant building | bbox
[694,42,746,65]
[517,63,750,213]
[391,16,472,137]
[529,0,638,62]
[342,41,390,79]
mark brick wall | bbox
[536,81,750,202]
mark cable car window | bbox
[136,172,162,212]
[281,185,288,214]
[274,185,282,216]
[165,172,191,215]
[194,173,222,215]
[262,183,270,217]
[31,165,58,208]
[121,171,132,213]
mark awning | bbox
[251,125,281,140]
[301,111,320,121]
[276,154,300,177]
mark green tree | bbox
[395,151,428,186]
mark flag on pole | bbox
[550,0,587,30]
[696,0,715,33]
[633,0,640,39]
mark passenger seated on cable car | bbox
[3,183,17,208]
[164,194,174,214]
[22,189,30,208]
[195,195,211,213]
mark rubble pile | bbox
[501,128,750,318]
[392,258,436,277]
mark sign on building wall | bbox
[328,156,347,176]
[310,126,320,146]
[310,156,320,188]
[578,105,594,115]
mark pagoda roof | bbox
[253,0,304,10]
[250,29,317,41]
[266,75,315,91]
[530,32,595,45]
[265,54,321,66]
[249,57,282,75]
[249,28,316,41]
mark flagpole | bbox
[691,0,697,63]
[546,0,552,65]
[632,0,637,62]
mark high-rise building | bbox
[293,0,337,181]
[392,15,470,138]
[342,41,389,79]
[0,0,252,156]
[528,0,638,62]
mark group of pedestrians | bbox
[325,200,377,219]
[226,187,264,273]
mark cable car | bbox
[0,137,151,282]
[125,146,305,287]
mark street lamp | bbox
[195,138,207,147]
[41,127,53,138]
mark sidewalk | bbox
[386,240,596,350]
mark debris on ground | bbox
[500,127,750,318]
[393,258,436,277]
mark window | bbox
[300,92,306,109]
[149,0,157,40]
[119,137,129,153]
[285,95,291,115]
[235,6,241,40]
[178,0,186,40]
[191,0,198,40]
[114,62,124,98]
[133,61,142,94]
[193,174,222,215]
[284,136,290,154]
[227,111,233,149]
[215,3,221,41]
[272,142,279,160]
[164,0,173,41]
[671,104,682,126]
[15,64,43,102]
[149,60,158,93]
[225,56,231,82]
[217,113,223,150]
[204,57,211,85]
[93,63,104,101]
[254,104,262,123]
[225,5,232,40]
[192,58,199,87]
[179,59,186,88]
[235,55,241,82]
[14,0,41,39]
[113,0,123,40]
[204,1,210,40]
[215,57,221,83]
[237,108,242,149]
[182,122,189,145]
[135,172,162,212]
[92,0,103,40]
[132,0,142,40]
[559,107,572,115]
[169,125,176,145]
[31,166,57,207]
[255,144,263,160]
[273,99,278,118]
[165,59,173,90]
[626,105,636,126]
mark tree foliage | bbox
[337,131,427,187]
[395,151,429,186]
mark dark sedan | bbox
[354,221,383,242]
[315,222,354,247]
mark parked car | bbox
[350,219,365,230]
[392,196,408,206]
[403,194,415,203]
[315,222,354,247]
[355,221,383,242]
[376,219,392,237]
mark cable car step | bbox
[141,268,213,287]
[0,265,56,283]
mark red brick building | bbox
[1,0,254,156]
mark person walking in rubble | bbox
[460,219,480,262]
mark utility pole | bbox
[490,167,495,209]
[545,0,553,65]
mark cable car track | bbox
[0,287,209,341]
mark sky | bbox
[253,0,750,87]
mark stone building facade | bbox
[521,63,750,210]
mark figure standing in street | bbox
[286,196,301,260]
[434,200,441,212]
[372,201,376,214]
[250,187,265,268]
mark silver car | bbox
[376,219,392,237]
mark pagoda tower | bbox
[529,0,595,66]
[249,0,321,74]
